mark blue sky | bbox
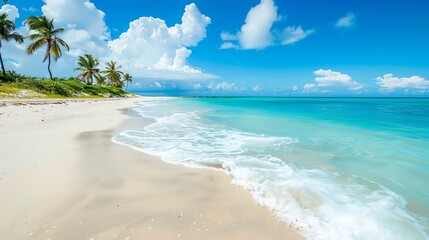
[1,0,429,96]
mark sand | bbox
[0,97,304,240]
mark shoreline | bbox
[0,97,304,239]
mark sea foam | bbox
[112,98,429,240]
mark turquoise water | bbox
[113,97,429,239]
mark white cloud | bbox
[22,7,37,13]
[376,74,429,93]
[62,29,109,57]
[303,69,364,93]
[108,3,216,80]
[336,13,355,28]
[303,83,316,91]
[220,0,314,50]
[2,1,110,77]
[6,60,21,68]
[192,83,203,90]
[208,81,237,91]
[0,6,55,77]
[253,85,263,92]
[3,2,216,80]
[42,0,109,40]
[220,32,239,41]
[0,4,19,22]
[220,42,239,49]
[41,0,110,58]
[281,26,315,45]
[314,69,353,86]
[239,0,277,49]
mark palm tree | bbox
[0,13,24,76]
[101,61,123,87]
[75,54,100,85]
[122,73,132,90]
[25,16,69,80]
[95,74,106,85]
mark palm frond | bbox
[26,38,46,54]
[27,33,45,40]
[50,41,63,61]
[55,38,69,51]
[3,32,24,43]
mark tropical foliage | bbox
[101,61,123,87]
[25,16,70,80]
[0,13,24,77]
[0,12,134,96]
[122,73,133,90]
[0,71,128,98]
[74,56,133,88]
[75,54,100,85]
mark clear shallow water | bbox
[113,97,429,240]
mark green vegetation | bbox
[123,73,133,91]
[0,71,128,98]
[0,12,134,99]
[25,16,69,80]
[0,12,24,76]
[101,61,124,87]
[75,54,101,85]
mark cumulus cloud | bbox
[42,0,109,40]
[108,3,216,80]
[3,2,216,80]
[41,0,110,57]
[303,69,364,93]
[220,0,314,50]
[239,0,277,49]
[0,4,19,21]
[314,69,354,86]
[1,0,111,77]
[336,13,355,28]
[376,74,429,93]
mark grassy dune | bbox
[0,72,129,98]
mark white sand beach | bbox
[0,98,303,240]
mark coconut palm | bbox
[25,16,69,80]
[101,61,123,87]
[0,13,24,76]
[95,74,106,85]
[75,54,100,85]
[122,73,132,90]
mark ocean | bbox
[112,97,429,240]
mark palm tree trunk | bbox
[0,50,6,77]
[47,54,53,80]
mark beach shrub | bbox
[0,75,15,83]
[0,85,20,93]
[10,79,74,97]
[1,77,129,98]
[61,80,86,93]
